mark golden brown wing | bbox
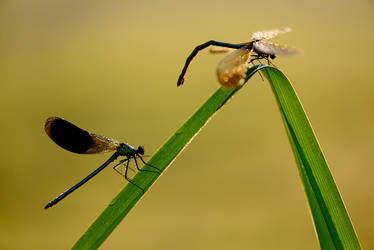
[250,27,291,41]
[84,133,120,154]
[209,46,235,54]
[216,48,251,88]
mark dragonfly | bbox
[177,27,302,88]
[44,117,159,209]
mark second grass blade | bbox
[261,67,361,249]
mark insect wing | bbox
[216,48,251,88]
[251,27,291,41]
[45,117,120,154]
[85,133,121,154]
[209,46,235,54]
[253,40,302,56]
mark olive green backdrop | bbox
[1,0,373,249]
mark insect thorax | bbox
[117,143,137,156]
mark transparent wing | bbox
[85,133,120,154]
[253,40,302,56]
[209,42,249,54]
[251,27,291,41]
[216,48,251,88]
[209,46,235,54]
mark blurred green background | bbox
[1,0,373,249]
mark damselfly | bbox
[44,117,159,209]
[177,28,301,88]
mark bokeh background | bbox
[1,0,373,249]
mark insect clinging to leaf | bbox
[177,27,302,88]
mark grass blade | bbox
[261,67,361,249]
[73,65,360,249]
[72,65,264,249]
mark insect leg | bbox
[249,54,265,64]
[249,61,264,81]
[123,158,145,192]
[136,154,161,173]
[268,57,277,67]
[177,41,245,86]
[113,158,130,176]
[266,55,271,65]
[247,54,267,81]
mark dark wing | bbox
[251,27,291,41]
[253,40,302,56]
[45,117,120,154]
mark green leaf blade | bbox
[72,65,264,249]
[261,67,361,249]
[73,65,361,250]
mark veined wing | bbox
[253,40,302,56]
[210,42,249,54]
[209,46,235,54]
[85,133,120,154]
[251,27,291,41]
[45,117,120,154]
[216,47,251,88]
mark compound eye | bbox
[137,146,145,155]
